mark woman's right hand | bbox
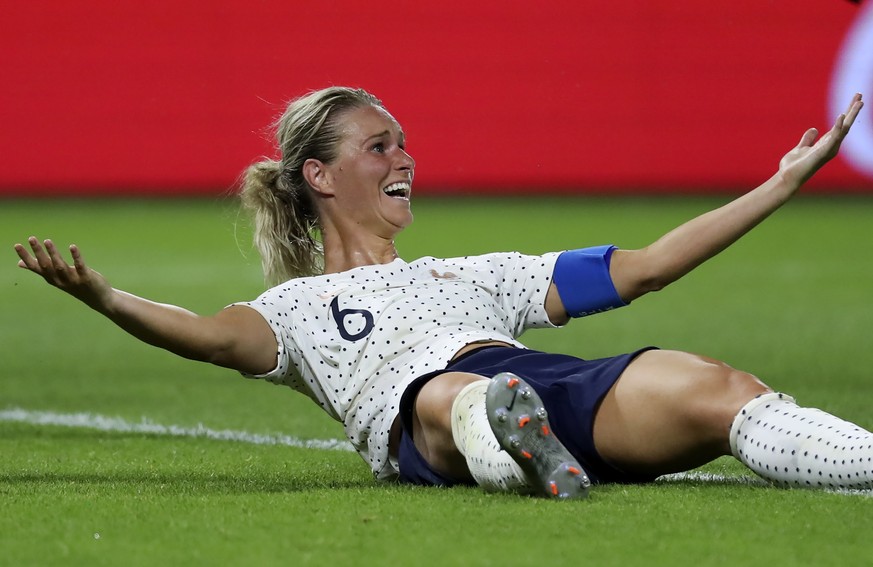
[14,236,278,374]
[14,237,115,311]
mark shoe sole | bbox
[486,372,591,499]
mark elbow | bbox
[205,344,232,368]
[195,325,239,369]
[204,327,278,375]
[611,248,689,302]
[626,278,667,302]
[621,267,675,301]
[642,274,671,294]
[617,248,679,300]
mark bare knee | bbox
[595,350,772,475]
[689,357,772,432]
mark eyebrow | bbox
[364,130,406,145]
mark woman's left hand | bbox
[778,93,864,190]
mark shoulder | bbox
[437,251,561,272]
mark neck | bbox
[321,231,400,273]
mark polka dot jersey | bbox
[235,252,561,480]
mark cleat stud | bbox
[536,408,548,421]
[496,409,508,423]
[520,388,532,400]
[518,415,531,428]
[509,436,521,449]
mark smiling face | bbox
[308,104,415,237]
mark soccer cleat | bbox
[485,372,591,499]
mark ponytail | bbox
[239,158,323,285]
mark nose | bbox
[396,147,415,174]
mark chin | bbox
[389,212,414,232]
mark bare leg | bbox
[593,349,771,476]
[412,371,484,480]
[411,352,873,491]
[412,352,770,481]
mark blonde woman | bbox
[16,88,868,498]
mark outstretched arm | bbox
[609,93,864,303]
[14,237,277,375]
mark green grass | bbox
[2,196,873,566]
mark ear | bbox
[302,158,335,196]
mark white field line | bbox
[658,471,769,487]
[3,406,871,497]
[0,406,354,452]
[657,471,873,498]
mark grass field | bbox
[2,195,873,566]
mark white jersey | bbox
[236,252,561,480]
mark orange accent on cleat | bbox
[487,373,590,499]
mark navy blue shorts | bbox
[397,346,659,486]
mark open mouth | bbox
[382,181,411,200]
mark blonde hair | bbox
[240,87,383,285]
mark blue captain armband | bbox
[552,245,627,317]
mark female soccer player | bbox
[14,88,868,498]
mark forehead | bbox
[338,105,403,140]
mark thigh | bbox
[410,371,486,481]
[593,349,771,476]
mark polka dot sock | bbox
[730,393,873,489]
[450,380,531,492]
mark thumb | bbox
[797,128,819,149]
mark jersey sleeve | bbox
[229,293,296,384]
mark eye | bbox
[371,142,385,153]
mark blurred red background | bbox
[1,0,870,196]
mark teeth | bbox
[382,182,411,199]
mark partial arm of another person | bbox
[545,93,864,323]
[13,237,277,375]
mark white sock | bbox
[730,393,873,489]
[450,380,531,492]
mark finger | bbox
[14,242,31,262]
[43,239,69,271]
[840,95,864,131]
[28,236,52,271]
[833,93,863,133]
[844,92,863,116]
[798,128,819,148]
[13,243,38,270]
[70,244,88,277]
